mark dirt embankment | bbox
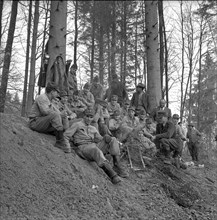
[0,113,217,220]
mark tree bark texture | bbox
[98,25,104,85]
[90,1,96,82]
[0,0,4,47]
[26,0,39,115]
[21,0,32,117]
[123,1,127,85]
[0,0,18,112]
[111,0,116,77]
[73,0,78,67]
[145,1,161,113]
[158,0,164,92]
[46,0,67,93]
[134,15,138,87]
[180,0,185,121]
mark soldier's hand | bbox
[60,110,67,118]
[151,136,156,141]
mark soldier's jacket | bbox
[187,128,202,144]
[156,121,179,140]
[64,119,103,146]
[29,93,56,118]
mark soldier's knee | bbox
[50,112,61,119]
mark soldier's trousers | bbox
[187,142,200,162]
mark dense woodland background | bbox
[0,0,216,143]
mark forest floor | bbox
[0,113,217,220]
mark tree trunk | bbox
[197,16,205,129]
[107,31,111,84]
[21,0,32,117]
[73,0,78,67]
[0,0,18,113]
[90,1,95,82]
[187,9,194,124]
[26,0,39,115]
[38,0,49,95]
[134,15,138,86]
[0,0,4,47]
[111,0,116,77]
[158,0,164,92]
[145,1,161,113]
[141,1,147,89]
[98,25,104,85]
[46,0,67,92]
[180,0,185,121]
[123,1,127,85]
[161,2,169,105]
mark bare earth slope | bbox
[0,113,217,220]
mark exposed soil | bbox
[0,113,217,220]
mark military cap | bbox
[172,114,179,119]
[73,90,79,96]
[128,106,135,111]
[146,118,152,124]
[112,73,118,79]
[46,82,60,93]
[113,109,121,117]
[136,83,145,89]
[139,109,146,115]
[60,90,68,97]
[71,63,78,70]
[93,75,99,82]
[83,82,91,89]
[95,98,108,107]
[188,123,194,127]
[111,94,118,101]
[84,108,95,117]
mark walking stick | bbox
[126,144,133,169]
[139,146,146,169]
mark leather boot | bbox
[112,155,129,178]
[173,157,180,169]
[101,162,121,184]
[54,130,71,153]
[163,148,172,165]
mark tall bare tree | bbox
[26,0,39,115]
[46,0,67,92]
[73,0,78,67]
[0,0,18,112]
[0,0,4,47]
[180,0,185,121]
[145,0,161,113]
[21,0,32,117]
[90,1,96,81]
[110,0,116,78]
[158,0,164,91]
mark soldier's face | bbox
[61,96,68,104]
[172,118,179,125]
[83,88,89,94]
[114,115,120,120]
[73,94,78,101]
[128,110,134,117]
[51,90,59,99]
[84,115,93,125]
[160,100,166,108]
[139,114,146,120]
[138,130,143,138]
[111,100,117,105]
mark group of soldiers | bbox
[28,74,203,184]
